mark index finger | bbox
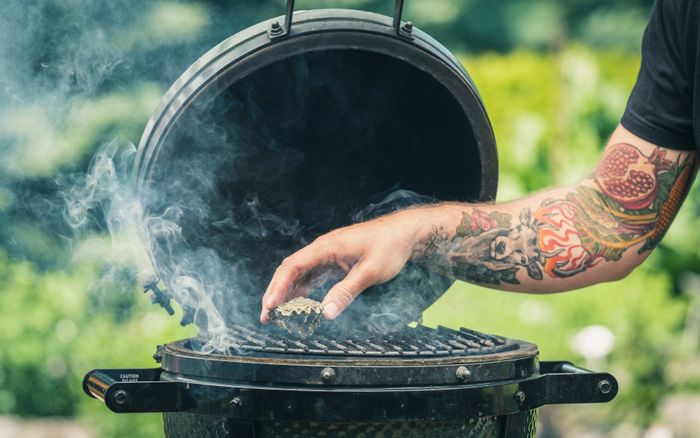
[260,242,335,323]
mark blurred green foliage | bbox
[0,251,195,436]
[424,48,700,433]
[1,0,700,437]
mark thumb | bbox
[322,262,379,320]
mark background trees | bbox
[2,1,699,436]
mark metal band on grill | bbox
[156,325,539,387]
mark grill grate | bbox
[212,324,512,357]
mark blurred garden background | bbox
[2,0,700,437]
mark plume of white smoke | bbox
[64,140,235,351]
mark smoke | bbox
[62,140,240,352]
[61,133,446,352]
[4,2,467,354]
[353,189,435,222]
[0,0,276,352]
[64,141,136,233]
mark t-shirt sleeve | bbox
[621,0,696,151]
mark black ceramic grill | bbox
[85,324,617,437]
[83,1,619,436]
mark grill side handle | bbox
[83,371,117,401]
[83,368,163,400]
[518,361,618,409]
[83,368,194,413]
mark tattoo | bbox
[442,208,545,284]
[424,144,696,284]
[422,225,449,260]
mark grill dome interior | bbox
[139,44,493,330]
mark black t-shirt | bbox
[621,0,699,152]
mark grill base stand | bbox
[163,411,537,437]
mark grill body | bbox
[84,4,620,437]
[162,411,536,438]
[155,325,541,437]
[159,325,538,388]
[84,325,617,437]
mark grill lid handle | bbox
[277,0,410,37]
[392,0,407,34]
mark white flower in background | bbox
[517,299,553,325]
[570,324,615,361]
[643,424,673,438]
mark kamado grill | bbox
[86,324,616,437]
[83,1,618,436]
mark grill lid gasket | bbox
[159,324,540,386]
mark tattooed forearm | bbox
[441,208,544,284]
[419,143,696,287]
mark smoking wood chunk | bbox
[270,297,323,337]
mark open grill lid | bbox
[134,2,498,331]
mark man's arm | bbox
[261,125,697,322]
[417,126,696,293]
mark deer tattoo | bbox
[447,208,554,281]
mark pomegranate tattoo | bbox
[594,144,662,210]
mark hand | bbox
[260,209,428,323]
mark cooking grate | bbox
[193,324,513,358]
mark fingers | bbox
[260,242,335,323]
[284,265,345,303]
[260,283,305,324]
[322,262,380,320]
